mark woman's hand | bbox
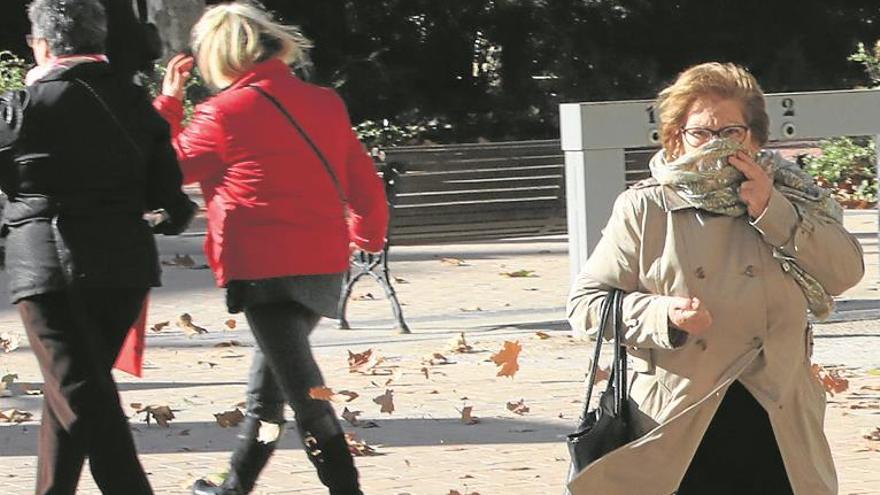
[667,296,713,335]
[728,150,772,219]
[161,54,194,101]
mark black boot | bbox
[300,428,364,495]
[192,415,282,495]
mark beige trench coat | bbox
[567,167,864,495]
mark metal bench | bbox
[337,140,570,333]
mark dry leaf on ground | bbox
[150,321,170,333]
[353,293,376,301]
[458,306,483,312]
[346,432,380,456]
[500,269,537,278]
[459,406,479,425]
[337,390,360,402]
[349,349,386,374]
[506,399,530,415]
[440,257,468,266]
[178,313,208,336]
[448,491,480,495]
[372,389,395,414]
[535,331,552,340]
[214,340,243,348]
[393,277,409,284]
[309,386,336,401]
[341,407,379,428]
[491,341,522,378]
[423,352,451,366]
[864,427,880,441]
[224,319,237,330]
[0,332,21,353]
[811,364,849,395]
[0,409,33,423]
[134,405,175,427]
[162,253,196,268]
[214,408,244,428]
[421,367,430,379]
[448,332,474,353]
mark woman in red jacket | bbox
[154,3,388,494]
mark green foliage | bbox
[353,118,453,148]
[848,41,880,87]
[805,137,876,207]
[802,41,880,208]
[0,51,27,94]
[142,64,208,123]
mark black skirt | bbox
[225,273,344,318]
[677,380,794,495]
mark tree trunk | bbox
[145,0,205,58]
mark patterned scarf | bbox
[649,138,840,320]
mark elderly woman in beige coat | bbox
[567,62,864,495]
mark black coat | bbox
[0,62,196,302]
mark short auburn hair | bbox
[191,1,312,89]
[656,62,769,155]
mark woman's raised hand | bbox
[729,150,772,219]
[667,296,713,335]
[161,54,194,101]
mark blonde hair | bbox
[657,62,769,155]
[191,1,312,89]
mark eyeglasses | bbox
[681,125,750,146]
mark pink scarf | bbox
[25,54,109,85]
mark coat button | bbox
[695,266,706,279]
[744,265,755,277]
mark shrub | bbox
[0,51,27,94]
[804,137,876,208]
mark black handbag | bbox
[565,288,633,487]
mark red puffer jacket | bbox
[153,59,388,286]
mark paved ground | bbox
[0,211,878,494]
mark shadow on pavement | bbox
[0,417,572,455]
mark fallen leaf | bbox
[458,306,483,313]
[353,293,376,301]
[393,277,409,284]
[348,349,386,373]
[440,257,468,266]
[491,341,522,378]
[198,360,219,368]
[135,404,175,427]
[423,353,450,366]
[224,319,237,330]
[341,407,379,428]
[459,406,479,425]
[0,332,21,353]
[337,390,360,402]
[421,367,430,379]
[214,409,244,428]
[150,321,170,333]
[449,332,474,353]
[500,269,537,278]
[864,427,880,442]
[309,386,336,401]
[213,340,243,348]
[162,253,196,268]
[0,409,33,423]
[130,402,143,410]
[178,313,208,336]
[345,432,380,456]
[535,332,551,340]
[372,389,395,414]
[506,399,530,415]
[811,364,849,396]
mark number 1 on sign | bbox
[646,105,656,124]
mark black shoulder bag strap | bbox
[73,78,144,162]
[577,289,627,427]
[247,85,349,216]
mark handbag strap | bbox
[247,85,349,212]
[73,78,145,162]
[136,0,149,23]
[578,289,628,420]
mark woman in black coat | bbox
[0,1,196,493]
